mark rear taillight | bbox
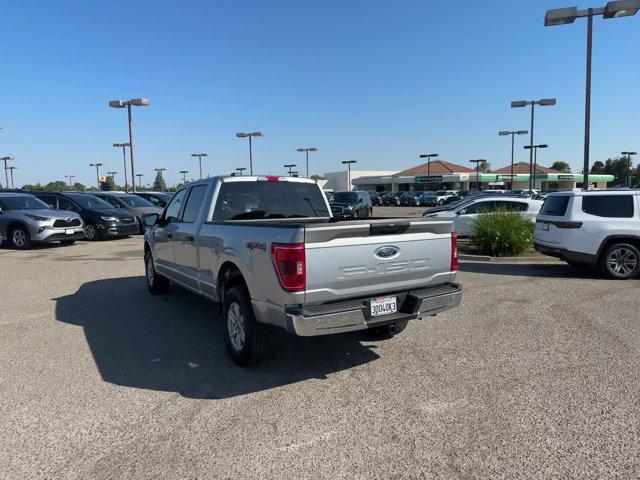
[552,221,583,229]
[451,232,459,271]
[271,243,306,292]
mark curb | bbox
[459,254,562,263]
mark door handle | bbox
[166,233,172,239]
[185,236,195,244]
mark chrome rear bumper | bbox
[285,282,462,337]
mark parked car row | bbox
[0,190,168,249]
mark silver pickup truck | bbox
[143,176,462,366]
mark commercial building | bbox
[322,170,398,191]
[351,159,614,191]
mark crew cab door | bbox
[154,188,187,272]
[171,184,210,288]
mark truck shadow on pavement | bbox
[54,276,380,399]
[460,261,604,279]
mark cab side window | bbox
[181,185,208,223]
[58,196,79,211]
[102,196,121,209]
[164,189,187,223]
[39,196,57,209]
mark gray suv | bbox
[0,192,85,249]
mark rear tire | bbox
[9,225,32,250]
[145,251,170,294]
[223,285,271,367]
[598,243,640,280]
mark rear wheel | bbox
[9,225,31,250]
[598,243,640,280]
[223,285,271,366]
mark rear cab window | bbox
[540,195,570,216]
[582,195,634,218]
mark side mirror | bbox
[358,198,364,203]
[144,213,159,227]
[458,209,467,215]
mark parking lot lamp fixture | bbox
[191,153,209,179]
[179,170,189,184]
[113,143,131,192]
[236,132,263,175]
[342,160,357,190]
[545,1,639,190]
[109,98,150,193]
[511,99,556,191]
[154,168,167,192]
[7,166,17,189]
[235,167,247,176]
[65,175,75,188]
[284,164,297,176]
[296,147,318,177]
[419,153,439,191]
[469,159,487,190]
[89,163,103,188]
[136,173,144,189]
[1,156,14,188]
[622,151,637,186]
[499,130,528,192]
[523,145,548,189]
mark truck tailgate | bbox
[303,219,454,304]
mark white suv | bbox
[534,190,640,279]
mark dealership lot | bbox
[2,236,640,479]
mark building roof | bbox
[492,162,561,175]
[394,160,475,176]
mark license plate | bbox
[370,296,397,317]
[65,228,74,235]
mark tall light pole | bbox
[545,1,639,190]
[107,171,117,186]
[136,173,144,189]
[499,130,528,192]
[113,143,131,192]
[1,156,14,188]
[284,163,297,176]
[511,98,556,191]
[236,132,263,175]
[7,166,17,189]
[469,159,487,191]
[419,153,439,191]
[236,167,247,176]
[179,170,189,184]
[154,168,167,192]
[296,147,318,178]
[523,145,548,191]
[89,163,103,188]
[342,160,357,190]
[109,98,150,193]
[65,175,75,188]
[622,151,637,187]
[191,153,209,179]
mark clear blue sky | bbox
[1,0,639,187]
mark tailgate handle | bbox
[369,222,410,236]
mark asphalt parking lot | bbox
[2,234,640,479]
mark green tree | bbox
[310,174,326,181]
[603,157,632,186]
[100,176,116,191]
[479,162,491,173]
[550,161,571,172]
[152,171,166,192]
[72,182,86,192]
[44,181,69,192]
[590,161,605,174]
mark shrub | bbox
[471,208,534,257]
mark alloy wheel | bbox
[608,247,638,278]
[227,302,246,352]
[12,229,26,248]
[85,225,96,240]
[146,256,155,287]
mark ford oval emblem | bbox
[375,246,399,258]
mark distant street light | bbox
[499,130,528,192]
[523,145,548,190]
[7,166,17,189]
[511,98,556,191]
[418,153,439,191]
[236,132,263,175]
[191,153,209,179]
[342,160,357,190]
[622,151,638,186]
[179,170,189,184]
[107,171,117,186]
[296,147,318,177]
[154,168,167,192]
[469,159,487,191]
[109,98,150,193]
[235,167,247,176]
[1,156,14,188]
[284,163,297,176]
[545,1,639,190]
[89,163,103,188]
[136,173,144,189]
[65,175,75,188]
[113,143,131,192]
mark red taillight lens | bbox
[271,243,306,292]
[451,232,459,271]
[552,221,582,229]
